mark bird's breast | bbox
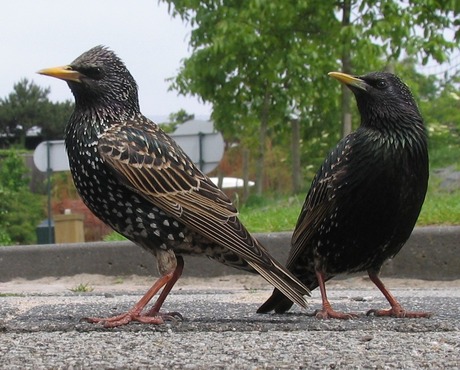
[314,134,427,273]
[64,135,231,260]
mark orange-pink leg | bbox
[312,271,358,320]
[84,256,184,328]
[366,271,432,318]
[143,256,184,318]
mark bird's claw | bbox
[366,307,432,318]
[145,311,183,322]
[162,311,183,321]
[81,310,184,328]
[309,308,358,320]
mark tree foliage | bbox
[0,151,45,245]
[161,0,459,194]
[160,108,195,133]
[41,100,75,140]
[167,1,340,134]
[0,79,74,146]
[0,79,49,144]
[164,0,341,193]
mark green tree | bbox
[41,100,74,139]
[0,151,45,244]
[0,79,50,146]
[0,79,74,146]
[160,108,195,133]
[336,1,459,136]
[423,75,460,128]
[161,0,459,195]
[0,186,13,246]
[164,0,340,194]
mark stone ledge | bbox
[0,226,458,282]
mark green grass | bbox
[427,123,460,171]
[104,176,459,241]
[0,293,24,297]
[418,178,460,226]
[238,195,304,232]
[238,182,460,232]
[104,232,127,242]
[418,122,460,225]
[69,283,94,293]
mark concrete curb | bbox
[0,226,458,282]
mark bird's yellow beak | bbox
[328,72,367,91]
[37,65,82,83]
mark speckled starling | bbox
[38,45,309,327]
[258,71,431,319]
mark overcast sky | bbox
[0,0,212,121]
[2,1,458,124]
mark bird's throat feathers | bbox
[356,118,428,165]
[66,103,142,145]
[358,98,426,141]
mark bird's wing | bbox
[97,121,254,253]
[286,135,355,268]
[97,120,310,304]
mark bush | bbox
[0,150,45,244]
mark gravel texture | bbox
[0,275,459,369]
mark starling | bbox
[258,71,431,319]
[38,46,309,327]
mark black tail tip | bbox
[257,289,294,314]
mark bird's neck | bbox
[66,104,140,145]
[359,116,427,157]
[359,100,425,136]
[363,114,425,135]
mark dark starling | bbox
[38,46,309,327]
[258,71,431,319]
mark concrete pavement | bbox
[0,276,459,369]
[0,226,459,368]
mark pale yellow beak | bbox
[37,66,82,83]
[328,72,367,91]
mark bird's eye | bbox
[79,66,105,80]
[375,80,388,89]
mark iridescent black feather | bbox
[258,72,428,314]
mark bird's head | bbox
[328,71,422,131]
[38,45,139,117]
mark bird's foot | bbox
[309,308,358,320]
[83,310,183,328]
[150,311,183,321]
[366,307,432,318]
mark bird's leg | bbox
[83,256,184,328]
[312,271,358,320]
[83,273,173,327]
[142,256,184,320]
[366,271,432,318]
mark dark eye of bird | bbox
[80,66,105,80]
[375,80,388,89]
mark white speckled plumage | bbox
[38,46,309,326]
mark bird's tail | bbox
[249,261,310,310]
[257,288,295,313]
[257,270,323,314]
[246,241,311,311]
